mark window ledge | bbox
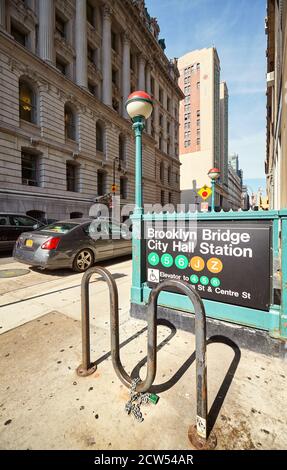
[20,119,41,136]
[65,139,78,150]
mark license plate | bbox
[25,239,33,247]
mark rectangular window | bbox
[55,14,66,39]
[167,97,171,112]
[21,151,38,187]
[112,68,118,86]
[11,22,27,47]
[56,56,67,75]
[66,162,77,192]
[161,190,165,206]
[197,81,200,89]
[120,178,127,199]
[111,31,117,52]
[150,77,155,96]
[184,77,189,85]
[87,2,94,26]
[119,136,125,161]
[197,110,200,117]
[159,87,163,104]
[159,114,163,127]
[167,140,170,155]
[197,119,200,127]
[87,45,95,63]
[197,138,200,145]
[130,52,135,72]
[88,81,96,96]
[97,171,106,196]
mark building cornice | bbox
[121,0,184,100]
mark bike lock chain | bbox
[124,378,159,422]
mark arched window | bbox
[65,103,76,140]
[96,121,105,152]
[19,78,37,123]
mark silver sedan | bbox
[13,218,132,272]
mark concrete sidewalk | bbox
[0,258,287,450]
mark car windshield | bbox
[39,223,78,234]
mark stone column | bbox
[38,0,54,64]
[162,113,167,153]
[122,33,130,118]
[153,80,159,146]
[145,64,151,133]
[170,119,175,157]
[75,0,88,88]
[102,5,112,106]
[0,0,6,30]
[138,55,146,90]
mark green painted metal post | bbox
[131,116,145,303]
[280,217,287,338]
[211,180,215,212]
[133,116,145,214]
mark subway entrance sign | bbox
[145,220,272,311]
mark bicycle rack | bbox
[76,266,217,450]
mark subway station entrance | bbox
[130,209,287,356]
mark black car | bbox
[0,213,45,251]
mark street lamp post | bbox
[208,167,220,212]
[126,91,153,302]
[126,91,153,214]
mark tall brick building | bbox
[178,47,229,209]
[0,0,182,221]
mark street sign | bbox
[145,220,271,311]
[200,202,209,212]
[197,185,212,201]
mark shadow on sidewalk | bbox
[85,319,240,436]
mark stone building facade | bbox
[0,0,182,221]
[265,0,287,209]
[227,164,243,210]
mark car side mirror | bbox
[33,223,40,230]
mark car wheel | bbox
[73,249,94,272]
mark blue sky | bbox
[145,0,267,181]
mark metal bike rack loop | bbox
[76,266,217,449]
